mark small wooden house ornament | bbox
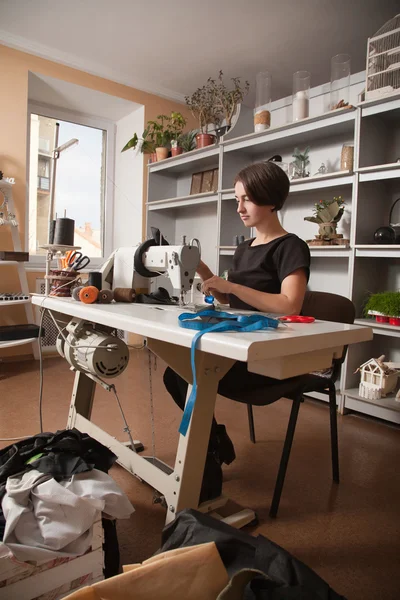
[355,355,400,401]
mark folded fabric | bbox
[1,468,134,562]
[63,542,229,600]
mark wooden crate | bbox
[0,519,104,600]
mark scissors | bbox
[279,315,315,323]
[67,251,90,271]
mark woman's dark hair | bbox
[234,161,290,211]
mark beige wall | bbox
[0,44,195,358]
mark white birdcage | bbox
[365,14,400,101]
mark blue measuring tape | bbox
[178,309,279,436]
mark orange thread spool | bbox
[79,286,99,304]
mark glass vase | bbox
[254,71,272,132]
[340,144,354,171]
[330,54,351,110]
[292,71,310,122]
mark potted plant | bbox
[121,127,156,162]
[147,115,172,161]
[169,112,187,156]
[304,195,345,239]
[179,129,197,153]
[210,70,250,136]
[364,291,400,325]
[185,83,217,149]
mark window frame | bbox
[26,102,115,270]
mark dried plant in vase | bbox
[209,70,250,134]
[304,195,349,246]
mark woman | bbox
[164,161,311,502]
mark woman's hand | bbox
[202,276,234,296]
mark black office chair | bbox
[221,291,355,518]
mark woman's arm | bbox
[202,268,307,314]
[196,260,229,304]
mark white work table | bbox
[32,295,372,525]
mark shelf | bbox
[345,388,400,419]
[309,247,351,257]
[220,171,353,200]
[0,261,19,265]
[359,94,400,117]
[0,337,37,349]
[354,318,400,338]
[355,247,400,258]
[0,299,31,306]
[290,171,354,192]
[147,192,218,211]
[357,164,400,182]
[222,107,356,156]
[147,146,219,175]
[218,246,351,258]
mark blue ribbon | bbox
[178,310,279,436]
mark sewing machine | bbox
[100,228,201,305]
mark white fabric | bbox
[1,468,134,562]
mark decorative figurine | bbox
[355,355,400,401]
[313,163,327,176]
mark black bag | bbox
[159,509,346,600]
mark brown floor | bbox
[1,351,400,600]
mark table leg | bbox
[67,370,96,429]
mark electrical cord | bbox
[0,304,145,443]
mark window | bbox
[28,105,115,266]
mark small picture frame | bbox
[190,172,203,195]
[201,169,214,193]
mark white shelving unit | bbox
[146,78,400,424]
[0,179,39,358]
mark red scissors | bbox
[279,315,315,323]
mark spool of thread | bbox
[53,217,75,246]
[114,287,136,303]
[49,220,57,244]
[79,286,99,304]
[72,285,84,301]
[98,289,114,304]
[88,271,102,290]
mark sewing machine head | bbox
[100,228,201,304]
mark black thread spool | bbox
[88,271,102,290]
[53,217,75,246]
[49,219,57,244]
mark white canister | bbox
[293,91,309,121]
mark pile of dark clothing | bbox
[158,509,347,600]
[0,429,134,576]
